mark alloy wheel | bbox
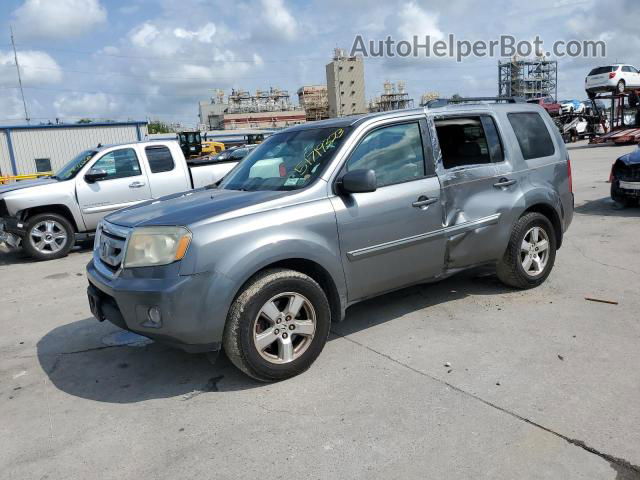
[520,226,550,276]
[30,220,67,254]
[253,292,316,364]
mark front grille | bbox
[0,199,9,218]
[614,163,640,182]
[97,222,129,273]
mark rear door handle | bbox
[412,196,438,208]
[129,181,146,189]
[493,178,517,188]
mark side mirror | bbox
[339,169,377,194]
[84,168,108,183]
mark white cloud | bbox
[53,93,122,118]
[0,91,27,123]
[0,50,63,85]
[130,23,161,48]
[13,0,107,40]
[174,23,217,43]
[260,0,298,40]
[396,1,444,40]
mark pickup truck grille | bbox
[616,164,640,182]
[97,222,129,273]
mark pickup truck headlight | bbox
[124,226,192,268]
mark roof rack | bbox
[425,97,526,108]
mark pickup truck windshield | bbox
[53,149,98,181]
[220,126,351,191]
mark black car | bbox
[610,149,640,206]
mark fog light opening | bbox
[147,306,162,327]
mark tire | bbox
[616,80,626,94]
[611,182,630,207]
[223,268,331,382]
[23,213,75,261]
[496,213,557,289]
[570,130,579,143]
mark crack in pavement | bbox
[568,238,640,277]
[332,328,640,479]
[43,345,128,375]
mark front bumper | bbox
[0,217,25,248]
[86,259,235,353]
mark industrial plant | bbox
[498,56,558,100]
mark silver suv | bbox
[87,102,574,381]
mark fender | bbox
[1,180,86,231]
[179,198,348,329]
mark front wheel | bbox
[223,268,331,382]
[23,213,75,260]
[496,213,557,289]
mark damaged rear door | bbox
[430,113,514,268]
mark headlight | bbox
[124,226,192,268]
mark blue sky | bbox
[0,0,635,126]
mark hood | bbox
[0,178,59,196]
[105,188,288,228]
[617,149,640,166]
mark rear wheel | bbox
[616,80,626,94]
[23,213,75,260]
[223,269,331,382]
[496,213,557,289]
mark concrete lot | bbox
[1,141,639,479]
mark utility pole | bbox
[10,26,30,124]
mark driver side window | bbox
[345,122,426,187]
[91,149,141,180]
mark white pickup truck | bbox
[0,140,239,260]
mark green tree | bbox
[76,118,93,124]
[451,93,463,102]
[148,121,172,134]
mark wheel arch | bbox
[521,202,563,249]
[20,204,79,232]
[234,258,344,324]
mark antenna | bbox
[10,26,29,124]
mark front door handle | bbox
[129,181,146,189]
[412,196,438,208]
[493,178,517,188]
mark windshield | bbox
[53,149,98,181]
[219,126,351,192]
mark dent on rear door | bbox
[428,114,510,269]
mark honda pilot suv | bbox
[87,101,574,381]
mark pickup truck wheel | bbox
[223,268,331,382]
[23,213,75,261]
[496,213,557,289]
[616,80,626,94]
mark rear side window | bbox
[508,113,555,160]
[435,116,503,169]
[346,122,426,187]
[145,146,175,173]
[588,66,615,75]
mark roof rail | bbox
[425,97,526,108]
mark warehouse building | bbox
[0,121,148,176]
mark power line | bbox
[1,84,219,99]
[0,63,304,82]
[14,42,327,64]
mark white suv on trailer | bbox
[585,64,640,97]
